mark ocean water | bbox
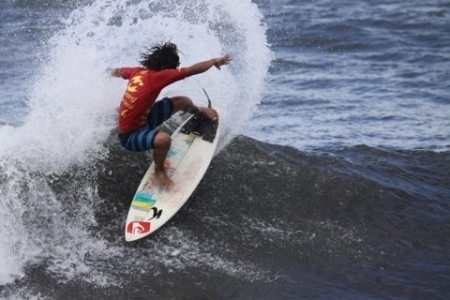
[0,0,449,299]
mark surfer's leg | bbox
[139,98,176,187]
[170,96,197,114]
[119,128,173,186]
[171,96,218,120]
[153,132,174,187]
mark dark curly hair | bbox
[140,42,180,70]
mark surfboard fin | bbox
[202,88,212,108]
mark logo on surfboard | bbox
[127,221,151,234]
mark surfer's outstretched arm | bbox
[106,55,232,78]
[185,54,233,77]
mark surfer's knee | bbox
[171,96,194,113]
[153,132,171,149]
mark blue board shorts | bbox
[118,97,173,152]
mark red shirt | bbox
[118,67,187,132]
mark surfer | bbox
[108,42,232,187]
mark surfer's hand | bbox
[199,107,218,121]
[214,54,233,70]
[106,68,121,77]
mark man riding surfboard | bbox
[108,42,232,187]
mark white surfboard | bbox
[124,111,221,242]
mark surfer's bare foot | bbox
[199,107,218,121]
[155,169,174,187]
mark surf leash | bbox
[202,88,212,108]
